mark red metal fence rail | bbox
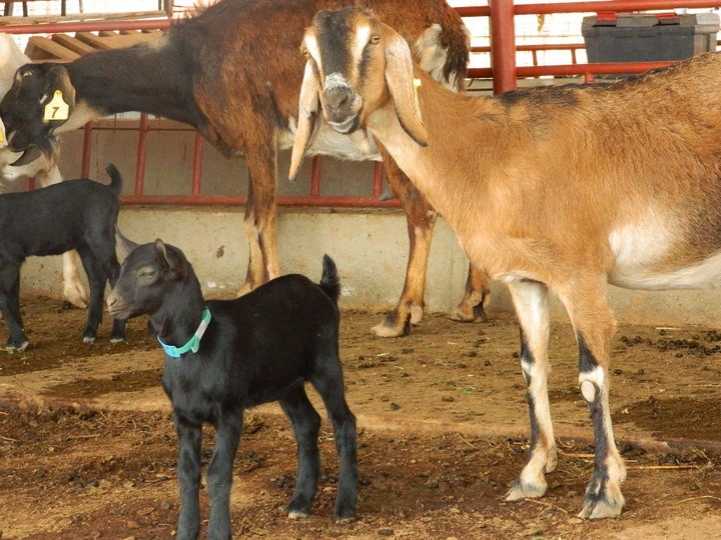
[2,0,720,205]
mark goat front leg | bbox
[0,265,29,350]
[505,279,557,501]
[207,412,242,539]
[61,250,89,309]
[174,415,203,540]
[238,149,280,296]
[558,278,626,519]
[450,264,490,322]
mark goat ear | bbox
[9,145,42,167]
[289,61,320,181]
[154,238,184,276]
[154,239,172,271]
[43,65,76,127]
[383,24,429,147]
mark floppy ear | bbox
[382,23,428,147]
[42,65,76,128]
[289,61,320,181]
[9,145,42,167]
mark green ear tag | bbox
[43,90,69,122]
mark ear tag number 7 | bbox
[43,90,69,122]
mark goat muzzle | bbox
[322,87,361,134]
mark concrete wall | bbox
[18,203,721,328]
[13,121,721,327]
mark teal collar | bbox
[158,307,212,358]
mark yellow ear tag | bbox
[412,78,423,123]
[43,90,69,122]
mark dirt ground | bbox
[2,296,721,539]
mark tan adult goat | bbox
[290,7,721,519]
[0,0,488,338]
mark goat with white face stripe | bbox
[291,7,721,519]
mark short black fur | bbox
[0,164,126,349]
[107,240,358,540]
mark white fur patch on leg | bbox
[581,380,596,403]
[579,365,605,400]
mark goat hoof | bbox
[62,288,89,310]
[109,336,126,344]
[371,312,411,338]
[83,335,97,343]
[505,478,547,501]
[333,507,357,523]
[449,303,487,323]
[6,339,29,351]
[578,496,624,519]
[409,304,424,325]
[287,510,310,520]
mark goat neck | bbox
[151,275,207,353]
[65,42,204,128]
[138,242,209,352]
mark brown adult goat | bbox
[0,0,489,337]
[290,7,721,520]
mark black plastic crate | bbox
[582,12,720,63]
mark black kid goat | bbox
[0,163,126,349]
[106,239,358,539]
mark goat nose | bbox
[324,88,351,111]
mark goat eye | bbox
[370,34,380,44]
[302,48,310,59]
[21,70,32,78]
[137,268,156,279]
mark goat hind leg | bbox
[505,279,557,501]
[76,247,106,342]
[90,239,126,342]
[311,363,358,521]
[238,150,280,296]
[372,152,432,337]
[558,279,626,519]
[450,264,490,322]
[279,385,322,519]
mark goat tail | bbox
[104,163,123,196]
[320,254,341,305]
